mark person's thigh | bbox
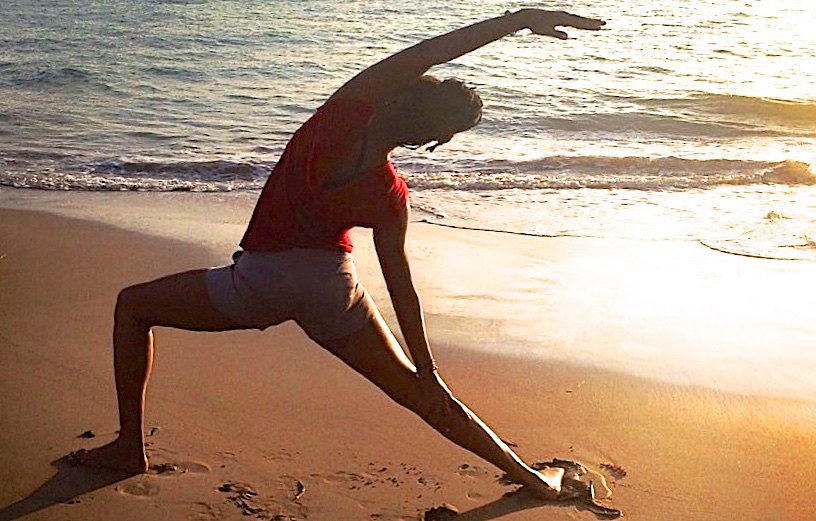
[120,269,247,332]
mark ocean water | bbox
[3,0,816,182]
[2,0,816,398]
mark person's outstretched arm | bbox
[330,9,605,104]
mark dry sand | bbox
[1,206,815,521]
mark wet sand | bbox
[1,204,815,521]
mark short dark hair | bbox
[400,75,483,150]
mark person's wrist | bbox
[505,8,530,30]
[416,362,438,377]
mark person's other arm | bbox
[330,9,605,105]
[373,205,437,376]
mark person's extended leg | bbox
[318,309,561,498]
[71,269,245,473]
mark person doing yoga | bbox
[70,8,605,498]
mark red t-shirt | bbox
[240,98,409,253]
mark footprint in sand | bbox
[318,470,371,486]
[116,479,160,497]
[457,463,500,500]
[217,450,237,460]
[456,463,495,479]
[265,448,298,462]
[188,501,225,521]
[150,460,211,476]
[320,469,409,491]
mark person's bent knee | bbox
[115,284,151,327]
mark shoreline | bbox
[2,205,815,520]
[2,189,816,401]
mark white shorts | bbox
[205,249,375,342]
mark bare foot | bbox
[68,437,148,474]
[513,468,563,500]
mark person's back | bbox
[241,97,408,253]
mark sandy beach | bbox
[2,198,816,521]
[3,0,816,519]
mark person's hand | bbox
[516,9,606,40]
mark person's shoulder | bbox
[318,95,376,118]
[289,96,374,145]
[302,96,377,141]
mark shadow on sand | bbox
[1,456,617,521]
[0,455,135,521]
[441,489,617,521]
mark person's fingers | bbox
[559,12,606,30]
[528,11,606,38]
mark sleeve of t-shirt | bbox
[350,164,409,228]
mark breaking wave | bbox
[402,157,815,191]
[0,158,269,192]
[1,155,813,192]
